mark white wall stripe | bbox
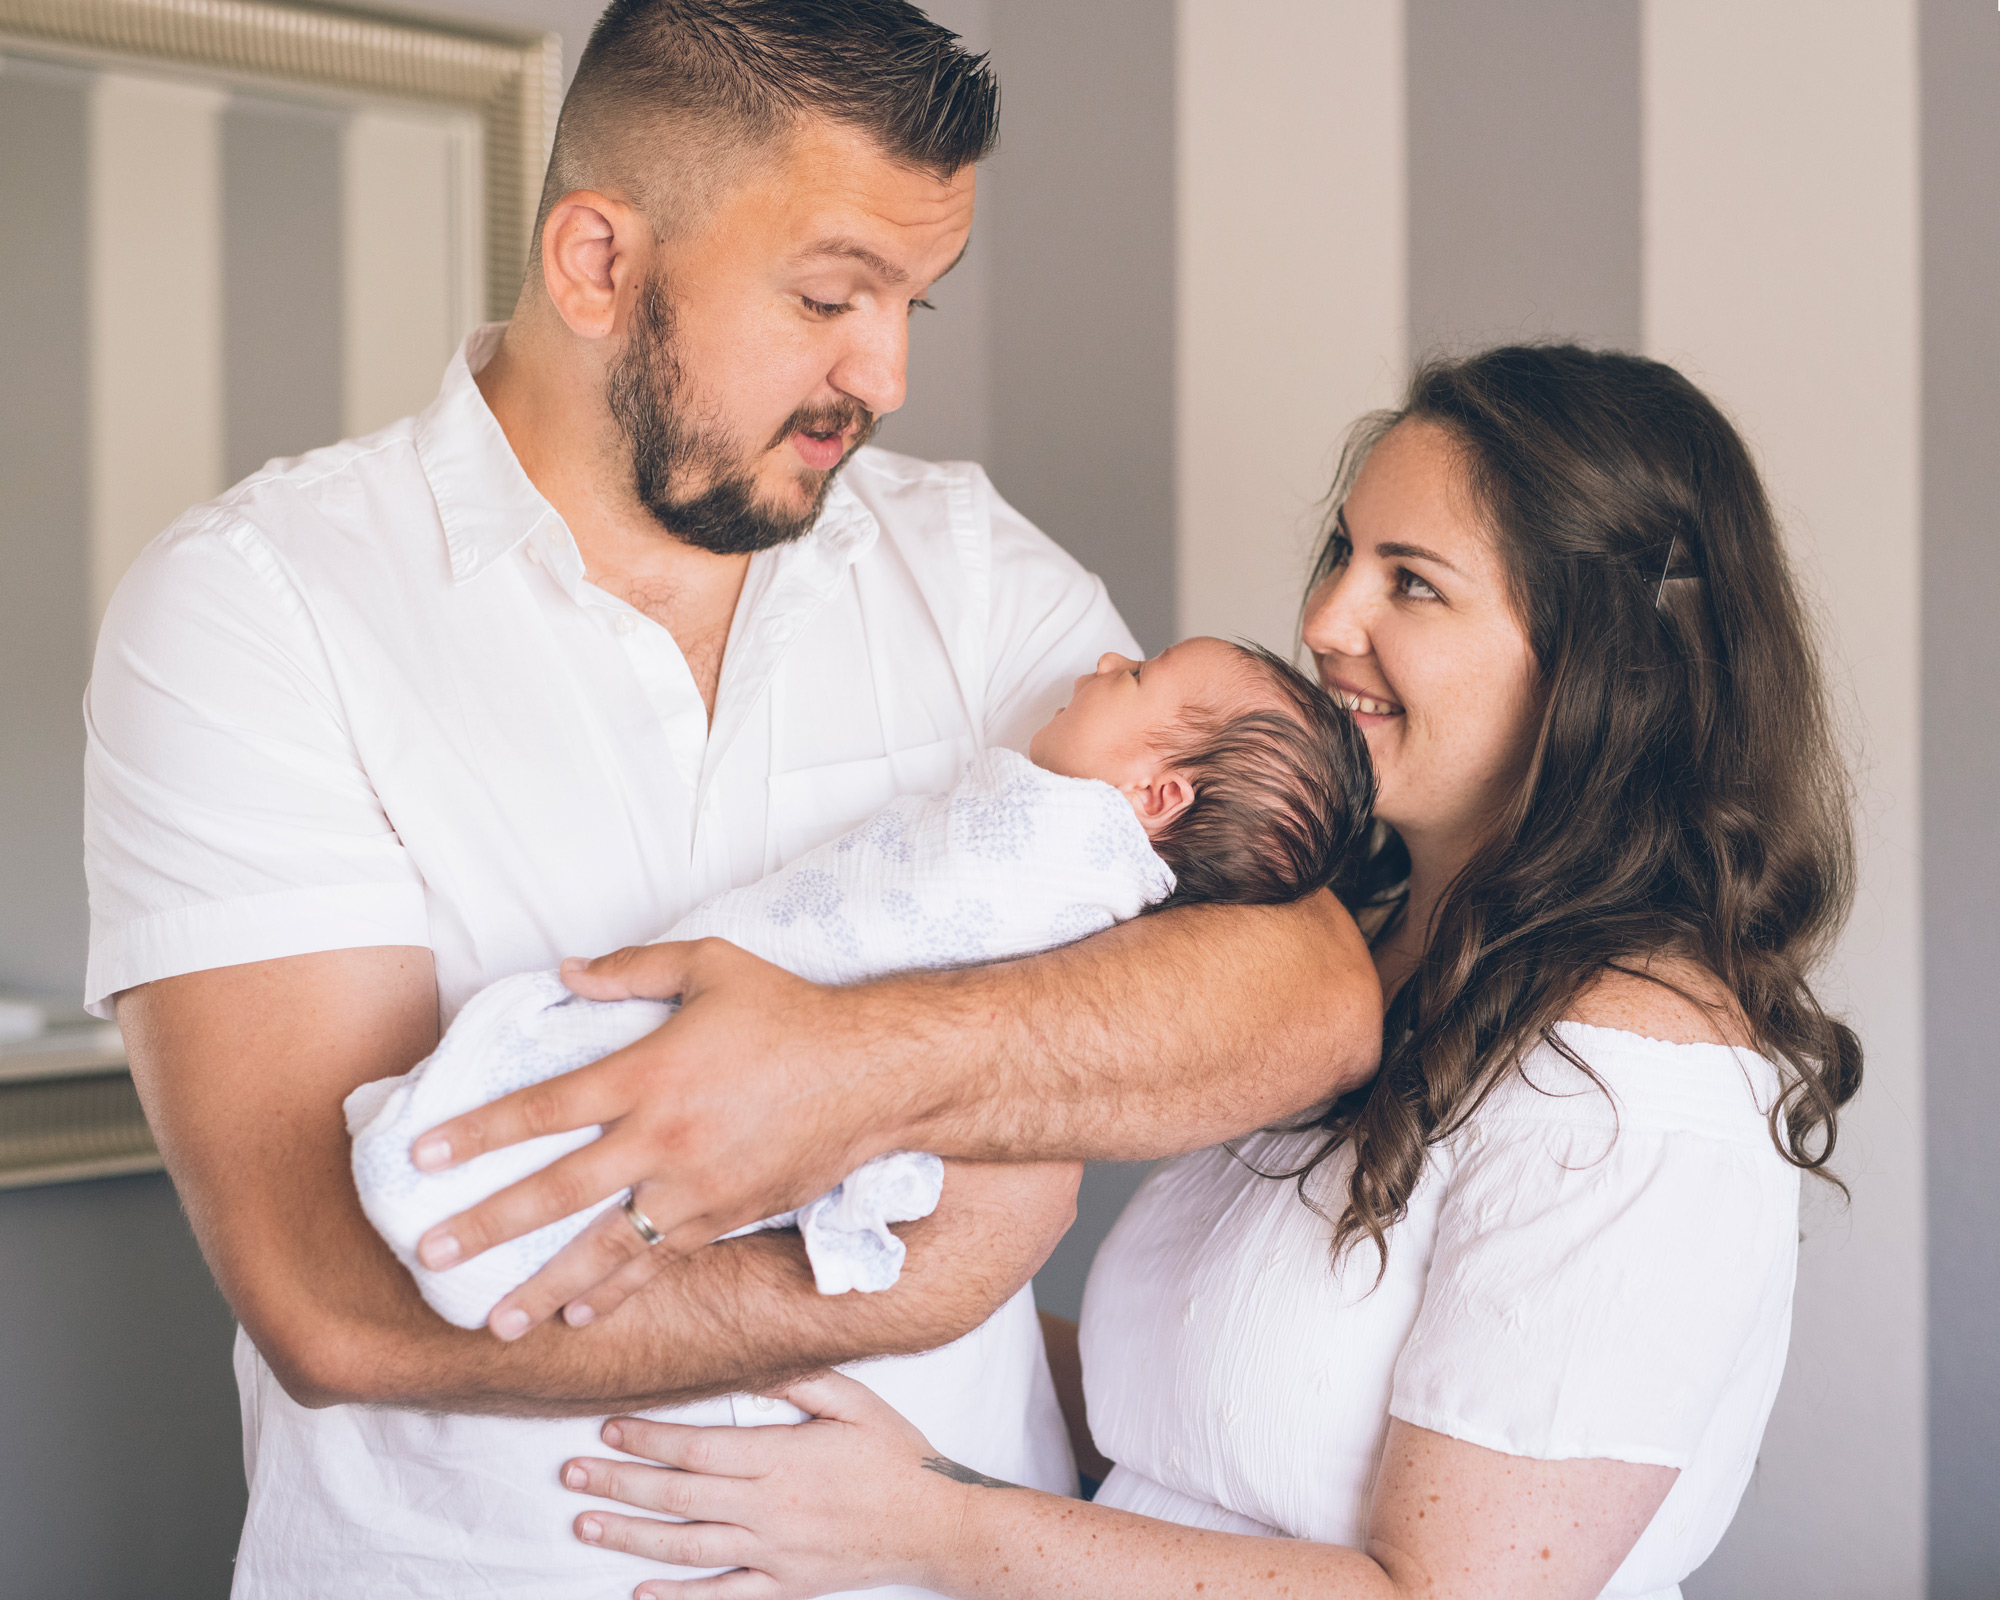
[1643,4,1926,1596]
[88,71,225,630]
[1174,0,1406,656]
[343,104,484,439]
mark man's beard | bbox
[605,277,876,557]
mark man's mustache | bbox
[765,400,878,458]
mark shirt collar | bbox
[414,323,883,589]
[413,324,564,586]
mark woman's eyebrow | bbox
[1375,540,1464,576]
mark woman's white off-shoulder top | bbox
[1078,1024,1799,1600]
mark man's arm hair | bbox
[119,947,1076,1414]
[413,891,1382,1327]
[866,892,1381,1161]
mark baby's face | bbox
[1029,637,1244,785]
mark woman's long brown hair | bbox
[1297,344,1863,1272]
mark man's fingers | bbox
[411,1053,633,1172]
[558,1225,682,1328]
[416,1137,634,1272]
[480,1189,664,1338]
[571,1508,755,1576]
[561,939,717,1003]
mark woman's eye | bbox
[1326,536,1353,568]
[802,297,850,318]
[1398,569,1441,601]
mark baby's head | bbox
[1029,637,1375,907]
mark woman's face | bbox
[1302,420,1542,866]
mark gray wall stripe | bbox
[0,58,93,996]
[985,0,1177,656]
[222,93,345,483]
[1922,1,2000,1590]
[1,61,246,1598]
[1406,0,1641,357]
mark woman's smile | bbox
[1325,680,1403,720]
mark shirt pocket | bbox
[765,734,975,869]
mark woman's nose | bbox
[1301,573,1370,661]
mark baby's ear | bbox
[1131,771,1196,836]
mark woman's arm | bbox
[411,895,1382,1325]
[561,1374,1674,1600]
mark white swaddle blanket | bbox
[348,748,1175,1329]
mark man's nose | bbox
[827,307,909,420]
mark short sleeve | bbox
[1388,1041,1799,1468]
[83,511,428,1014]
[974,469,1140,754]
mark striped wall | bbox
[1,0,1989,1589]
[1643,5,1926,1593]
[0,48,484,993]
[1163,3,1993,1594]
[894,10,1986,1588]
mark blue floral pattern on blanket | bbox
[347,748,1174,1330]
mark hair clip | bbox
[1653,534,1694,610]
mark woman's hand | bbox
[562,1371,989,1599]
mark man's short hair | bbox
[538,0,1000,240]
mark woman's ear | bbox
[1129,771,1195,837]
[539,190,651,342]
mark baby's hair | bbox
[1150,643,1376,909]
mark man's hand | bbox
[122,948,1081,1414]
[414,893,1382,1333]
[412,939,875,1319]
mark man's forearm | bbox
[300,1158,1072,1416]
[853,893,1380,1163]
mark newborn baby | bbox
[349,638,1373,1329]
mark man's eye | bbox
[909,298,936,314]
[802,297,851,317]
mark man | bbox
[89,3,1378,1595]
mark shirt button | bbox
[613,614,640,635]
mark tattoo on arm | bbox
[921,1455,1023,1490]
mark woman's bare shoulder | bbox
[1562,957,1755,1049]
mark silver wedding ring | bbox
[621,1189,666,1247]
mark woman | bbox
[556,345,1861,1599]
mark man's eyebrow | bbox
[794,236,911,285]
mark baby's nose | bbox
[1097,651,1136,675]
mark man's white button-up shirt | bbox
[83,325,1134,1598]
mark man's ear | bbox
[1129,771,1195,837]
[539,190,652,342]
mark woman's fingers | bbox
[571,1508,754,1575]
[596,1415,771,1476]
[563,1456,748,1523]
[767,1370,878,1423]
[634,1568,782,1600]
